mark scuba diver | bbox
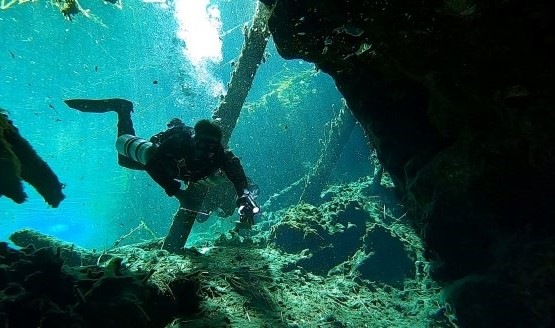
[64,98,260,252]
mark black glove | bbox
[236,190,260,226]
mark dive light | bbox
[238,189,260,222]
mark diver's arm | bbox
[221,149,249,195]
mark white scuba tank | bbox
[115,134,156,165]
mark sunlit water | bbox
[0,0,370,249]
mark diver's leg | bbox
[64,98,143,169]
[162,183,209,253]
[113,107,144,170]
[64,98,136,135]
[116,110,135,136]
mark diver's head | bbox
[193,119,222,157]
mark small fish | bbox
[95,65,98,72]
[49,103,59,114]
[8,50,15,58]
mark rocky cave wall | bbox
[264,0,555,327]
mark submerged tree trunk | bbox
[299,104,357,204]
[262,104,359,211]
[10,229,99,266]
[199,2,273,217]
[10,228,164,267]
[212,2,272,145]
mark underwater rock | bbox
[265,0,555,326]
[270,177,418,287]
[0,112,65,207]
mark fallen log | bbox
[9,228,164,267]
[9,229,97,267]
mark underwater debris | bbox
[268,175,426,289]
[212,0,271,144]
[10,229,97,266]
[4,207,441,327]
[269,202,367,275]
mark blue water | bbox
[0,0,370,249]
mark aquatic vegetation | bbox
[244,67,318,113]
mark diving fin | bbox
[64,98,134,114]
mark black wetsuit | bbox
[145,125,248,197]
